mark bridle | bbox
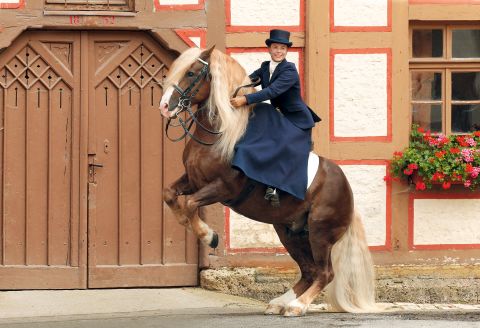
[165,57,261,146]
[165,57,220,146]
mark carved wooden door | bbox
[86,32,198,288]
[0,31,85,288]
[0,31,197,289]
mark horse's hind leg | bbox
[283,240,334,316]
[283,208,347,317]
[265,224,316,315]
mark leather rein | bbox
[165,57,260,146]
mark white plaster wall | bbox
[159,0,199,4]
[230,0,300,26]
[334,0,388,27]
[0,0,20,3]
[414,199,480,245]
[340,164,387,246]
[229,210,282,249]
[334,53,388,137]
[189,36,201,48]
[230,51,300,85]
[228,164,387,249]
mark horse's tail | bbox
[324,209,380,313]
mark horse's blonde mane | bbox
[166,47,253,161]
[208,49,252,161]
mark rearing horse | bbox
[159,47,378,316]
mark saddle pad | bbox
[307,152,319,189]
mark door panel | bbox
[86,32,198,288]
[0,30,197,289]
[0,31,84,288]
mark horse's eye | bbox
[187,71,195,77]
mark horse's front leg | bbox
[164,173,195,227]
[182,178,231,248]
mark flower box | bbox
[386,125,480,191]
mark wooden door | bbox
[0,31,85,288]
[0,30,198,289]
[86,32,198,288]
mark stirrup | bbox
[264,187,280,208]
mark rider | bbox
[230,29,321,207]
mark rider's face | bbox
[268,43,288,62]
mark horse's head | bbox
[160,46,215,118]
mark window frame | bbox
[410,23,480,135]
[44,0,135,12]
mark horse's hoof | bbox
[283,307,306,317]
[264,304,284,315]
[209,231,219,248]
[283,300,307,317]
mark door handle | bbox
[88,160,103,183]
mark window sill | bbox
[43,10,137,16]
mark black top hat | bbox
[265,29,292,47]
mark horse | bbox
[159,46,378,316]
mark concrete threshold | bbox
[0,288,264,320]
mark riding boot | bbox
[264,186,280,208]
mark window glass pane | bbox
[452,105,480,133]
[412,29,443,58]
[412,104,442,133]
[411,71,442,100]
[452,72,480,100]
[452,29,480,58]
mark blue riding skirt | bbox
[231,103,312,200]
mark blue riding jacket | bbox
[231,59,321,200]
[245,59,321,129]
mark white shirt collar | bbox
[269,60,281,78]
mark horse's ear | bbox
[200,45,215,62]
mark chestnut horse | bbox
[159,47,378,316]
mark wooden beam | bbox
[226,32,305,48]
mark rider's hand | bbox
[230,96,247,108]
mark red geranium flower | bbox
[466,163,474,173]
[407,163,418,170]
[442,181,451,190]
[415,181,426,190]
[432,172,444,181]
[450,147,460,154]
[393,151,403,158]
[456,136,469,147]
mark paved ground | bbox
[0,288,478,327]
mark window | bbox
[410,25,480,134]
[45,0,134,11]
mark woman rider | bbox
[230,29,321,207]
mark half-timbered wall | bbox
[1,0,479,289]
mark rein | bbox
[165,104,220,146]
[165,57,261,146]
